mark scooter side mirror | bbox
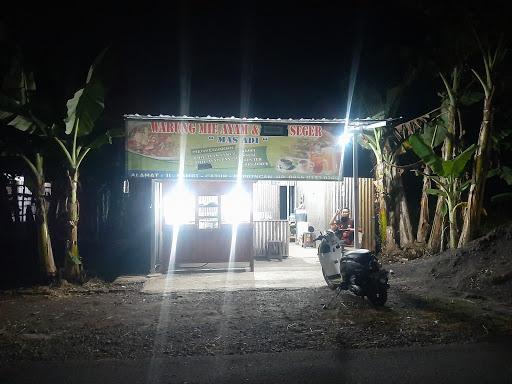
[308,226,315,233]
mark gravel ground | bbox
[2,224,512,362]
[1,279,510,362]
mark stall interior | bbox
[151,178,375,274]
[252,179,375,254]
[154,180,254,272]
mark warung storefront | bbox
[125,115,379,274]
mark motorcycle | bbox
[311,226,389,308]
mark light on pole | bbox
[352,129,359,249]
[340,120,387,249]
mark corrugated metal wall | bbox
[358,178,376,251]
[325,178,375,250]
[252,181,280,220]
[295,181,327,232]
[328,179,353,219]
[253,220,289,257]
[253,179,375,251]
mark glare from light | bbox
[338,132,352,147]
[148,22,190,381]
[163,182,194,225]
[223,184,251,224]
[338,25,362,181]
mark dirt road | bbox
[1,281,510,362]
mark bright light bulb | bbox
[222,185,251,224]
[338,132,352,146]
[163,183,194,225]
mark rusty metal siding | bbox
[358,179,376,251]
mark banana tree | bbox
[393,108,445,245]
[356,79,419,251]
[459,40,506,246]
[419,119,448,247]
[0,63,57,279]
[419,66,483,251]
[359,124,417,251]
[409,134,475,249]
[359,126,398,250]
[0,146,57,279]
[53,49,122,281]
[1,49,120,281]
[427,68,462,252]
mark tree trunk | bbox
[429,95,456,253]
[459,95,494,246]
[384,162,413,248]
[397,175,414,246]
[428,196,445,252]
[375,162,398,251]
[439,212,447,252]
[64,168,82,281]
[34,154,57,279]
[416,166,431,243]
[447,199,458,249]
[35,191,56,278]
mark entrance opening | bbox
[279,185,295,220]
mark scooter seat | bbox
[344,249,371,256]
[342,249,373,265]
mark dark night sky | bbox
[1,0,510,181]
[1,1,441,121]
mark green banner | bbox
[126,119,343,180]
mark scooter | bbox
[311,227,389,308]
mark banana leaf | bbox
[426,188,448,198]
[421,121,447,148]
[65,81,105,136]
[65,49,108,137]
[408,134,444,175]
[408,134,476,178]
[441,144,476,177]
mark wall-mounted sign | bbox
[126,119,343,180]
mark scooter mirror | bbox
[308,226,315,233]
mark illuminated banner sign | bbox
[125,119,342,180]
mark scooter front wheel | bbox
[366,284,388,306]
[322,267,339,290]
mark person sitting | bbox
[329,207,355,245]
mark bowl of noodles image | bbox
[127,127,181,160]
